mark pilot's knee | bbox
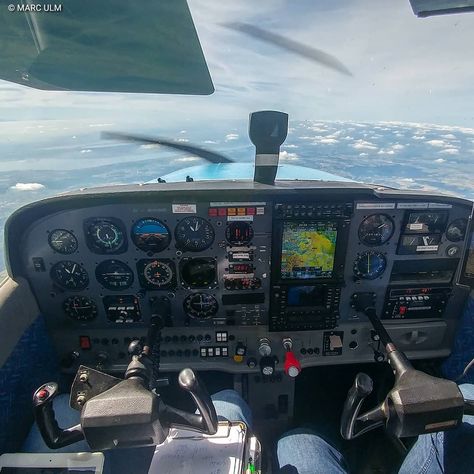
[459,383,474,400]
[277,429,347,472]
[211,389,253,429]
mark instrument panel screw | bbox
[76,395,86,406]
[79,373,88,383]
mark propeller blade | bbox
[222,22,353,77]
[101,131,234,164]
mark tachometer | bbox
[131,218,171,253]
[175,217,215,252]
[358,214,394,246]
[95,260,134,290]
[183,293,218,319]
[63,296,97,321]
[48,229,78,254]
[353,251,386,280]
[225,221,254,245]
[85,218,126,254]
[446,218,467,242]
[51,261,89,290]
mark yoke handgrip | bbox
[33,383,84,449]
[340,373,374,440]
[178,368,218,435]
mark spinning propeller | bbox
[102,111,288,185]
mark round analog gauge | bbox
[358,214,395,246]
[183,293,218,319]
[86,219,125,253]
[51,261,89,290]
[63,296,97,321]
[353,251,387,280]
[225,221,254,245]
[48,229,78,254]
[175,217,215,252]
[131,218,171,253]
[180,258,216,288]
[143,260,174,287]
[95,260,134,290]
[446,218,467,242]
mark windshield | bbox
[1,0,474,271]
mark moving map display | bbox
[281,221,337,279]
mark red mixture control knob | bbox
[284,351,301,378]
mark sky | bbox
[1,0,474,130]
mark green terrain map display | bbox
[281,222,337,279]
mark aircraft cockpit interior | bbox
[1,1,474,473]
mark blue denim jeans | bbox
[277,384,474,474]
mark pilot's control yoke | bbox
[341,293,474,439]
[33,304,218,450]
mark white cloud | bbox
[434,158,446,163]
[359,152,368,157]
[80,149,92,154]
[319,138,338,144]
[279,150,298,161]
[203,140,218,144]
[426,139,447,147]
[412,135,425,140]
[352,139,377,151]
[378,149,395,155]
[10,182,45,191]
[180,130,187,134]
[438,148,459,155]
[177,138,189,142]
[174,156,200,162]
[392,144,405,150]
[282,144,298,148]
[225,133,239,141]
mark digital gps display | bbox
[280,221,337,279]
[287,286,326,306]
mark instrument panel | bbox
[7,182,472,374]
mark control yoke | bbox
[33,313,218,450]
[341,295,474,440]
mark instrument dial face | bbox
[63,296,97,321]
[358,214,394,246]
[143,260,174,287]
[131,218,171,253]
[353,251,387,279]
[183,293,218,319]
[175,217,215,252]
[446,218,467,242]
[225,221,254,245]
[48,229,78,254]
[95,260,134,290]
[180,258,217,288]
[86,219,126,253]
[51,261,89,290]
